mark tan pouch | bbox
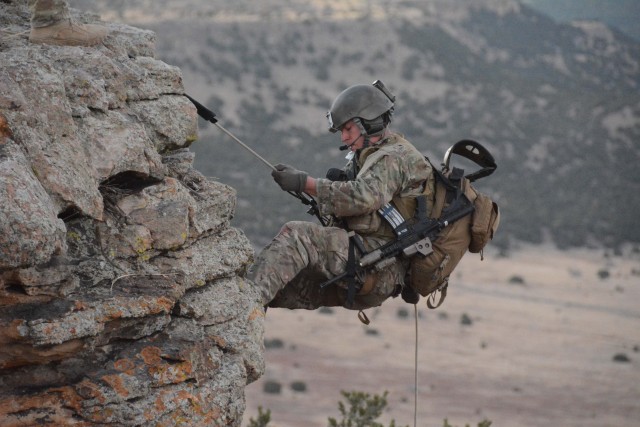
[468,192,500,253]
[410,211,472,297]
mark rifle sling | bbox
[345,234,359,307]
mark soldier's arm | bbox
[304,177,318,196]
[315,154,402,217]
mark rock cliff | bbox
[0,3,264,426]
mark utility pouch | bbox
[469,192,500,254]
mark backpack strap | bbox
[426,281,448,309]
[430,167,464,219]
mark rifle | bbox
[320,192,475,290]
[185,94,328,226]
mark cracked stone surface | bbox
[0,3,264,425]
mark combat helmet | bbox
[326,80,395,137]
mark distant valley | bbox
[75,0,640,250]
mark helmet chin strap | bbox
[362,134,371,149]
[340,118,387,151]
[354,118,372,149]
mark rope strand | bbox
[413,303,419,427]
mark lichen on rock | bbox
[0,3,264,425]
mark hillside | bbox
[521,0,640,41]
[71,0,640,251]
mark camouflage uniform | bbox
[248,133,432,310]
[28,0,71,28]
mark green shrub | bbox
[397,307,409,319]
[443,419,492,427]
[264,338,285,349]
[263,380,282,394]
[508,275,525,284]
[460,313,473,326]
[247,407,271,427]
[319,307,335,315]
[328,390,407,427]
[613,353,631,363]
[249,390,492,427]
[291,381,308,392]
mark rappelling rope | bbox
[214,122,276,171]
[413,303,419,427]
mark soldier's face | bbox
[340,120,364,151]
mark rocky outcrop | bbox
[0,3,264,426]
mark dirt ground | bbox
[243,244,640,427]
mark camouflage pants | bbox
[28,0,70,28]
[247,221,405,311]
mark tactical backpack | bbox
[321,139,499,309]
[408,140,500,307]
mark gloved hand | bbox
[271,163,308,193]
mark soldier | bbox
[28,0,108,46]
[247,82,433,311]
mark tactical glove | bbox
[271,164,308,193]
